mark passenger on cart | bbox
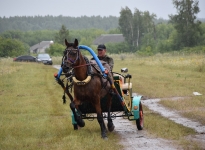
[90,44,130,95]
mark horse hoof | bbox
[107,123,115,132]
[77,119,85,127]
[102,136,108,140]
[108,125,115,132]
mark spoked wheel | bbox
[136,102,143,130]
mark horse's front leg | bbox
[70,100,85,128]
[95,102,107,139]
[107,96,115,132]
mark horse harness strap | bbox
[71,57,109,89]
[72,56,93,86]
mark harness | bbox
[62,47,109,86]
[57,47,112,104]
[72,56,92,85]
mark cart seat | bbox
[113,73,125,83]
[113,73,132,90]
[122,83,132,90]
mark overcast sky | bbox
[0,0,204,19]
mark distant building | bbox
[30,41,54,54]
[93,34,125,45]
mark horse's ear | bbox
[74,39,78,47]
[65,39,68,46]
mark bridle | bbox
[63,48,80,65]
[62,47,92,85]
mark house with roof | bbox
[30,41,54,54]
[92,34,125,45]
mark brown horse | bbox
[62,39,115,139]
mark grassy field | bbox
[0,60,122,150]
[0,53,205,149]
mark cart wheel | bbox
[136,102,143,130]
[73,124,78,130]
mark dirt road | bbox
[112,97,205,149]
[113,117,179,150]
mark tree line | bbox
[0,15,120,34]
[0,15,171,34]
[118,0,205,54]
[0,0,205,57]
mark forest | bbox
[0,0,205,57]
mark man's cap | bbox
[97,44,106,50]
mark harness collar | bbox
[72,75,91,85]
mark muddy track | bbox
[112,116,179,150]
[111,96,205,149]
[142,97,205,134]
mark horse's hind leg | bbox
[70,101,85,127]
[107,96,115,132]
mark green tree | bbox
[155,23,175,40]
[119,7,156,52]
[200,23,205,45]
[108,28,121,34]
[133,8,143,48]
[106,42,130,54]
[46,43,65,56]
[55,25,70,45]
[119,7,134,47]
[1,30,23,40]
[169,0,202,49]
[0,37,29,57]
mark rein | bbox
[73,63,94,69]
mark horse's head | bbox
[62,39,80,70]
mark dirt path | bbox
[53,65,205,149]
[141,97,205,149]
[112,116,179,150]
[142,98,205,134]
[111,96,205,149]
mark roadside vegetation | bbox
[1,52,204,149]
[0,59,122,150]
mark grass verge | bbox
[0,60,122,150]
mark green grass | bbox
[111,54,205,98]
[1,53,205,149]
[0,60,122,150]
[160,96,205,125]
